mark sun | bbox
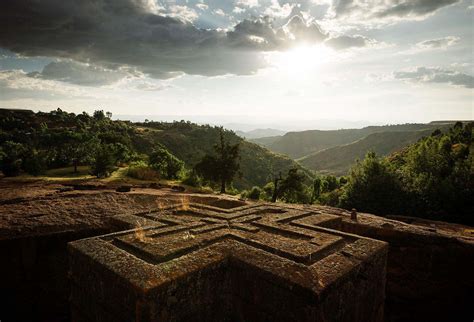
[267,44,333,72]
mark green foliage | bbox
[248,186,262,200]
[339,152,405,215]
[195,129,240,193]
[93,110,106,121]
[149,145,184,179]
[132,120,310,190]
[181,170,202,187]
[127,161,159,180]
[276,168,311,204]
[22,149,47,176]
[0,141,25,176]
[90,145,116,178]
[338,123,474,224]
[262,182,275,201]
[311,177,322,203]
[0,109,311,190]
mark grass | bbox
[1,164,217,195]
[45,166,92,178]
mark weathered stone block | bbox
[69,203,387,322]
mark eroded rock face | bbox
[69,203,388,322]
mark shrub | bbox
[181,170,202,187]
[0,141,25,177]
[22,149,47,176]
[248,186,262,200]
[149,145,184,179]
[127,161,159,180]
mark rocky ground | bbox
[0,178,473,322]
[1,178,472,241]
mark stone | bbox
[116,185,132,192]
[351,208,357,221]
[171,185,186,192]
[69,203,388,322]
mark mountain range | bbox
[251,122,457,175]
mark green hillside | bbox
[0,109,311,190]
[132,121,311,189]
[298,130,434,175]
[256,123,446,159]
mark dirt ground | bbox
[0,178,242,240]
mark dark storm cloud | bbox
[0,0,330,80]
[394,67,474,88]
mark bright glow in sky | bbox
[0,0,472,129]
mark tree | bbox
[339,152,405,215]
[64,132,98,173]
[149,145,184,179]
[90,145,115,178]
[311,177,322,203]
[280,168,311,203]
[22,148,47,176]
[270,168,310,203]
[271,172,282,202]
[321,175,338,193]
[195,128,240,193]
[93,110,106,121]
[0,141,25,176]
[106,111,112,119]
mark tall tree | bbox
[195,128,240,193]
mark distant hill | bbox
[235,128,286,139]
[129,122,312,189]
[298,130,435,175]
[249,135,282,146]
[256,123,444,159]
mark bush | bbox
[127,161,159,180]
[339,152,405,215]
[181,170,202,187]
[248,186,262,200]
[0,141,25,177]
[240,190,248,199]
[22,149,47,176]
[149,145,184,179]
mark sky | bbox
[0,0,473,130]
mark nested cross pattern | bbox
[108,202,352,267]
[70,201,387,322]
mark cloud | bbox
[325,35,375,50]
[394,67,474,88]
[167,5,199,22]
[327,0,461,25]
[416,36,460,49]
[0,0,333,80]
[27,61,132,86]
[0,69,91,100]
[236,0,259,8]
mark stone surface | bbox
[69,202,388,322]
[1,181,473,322]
